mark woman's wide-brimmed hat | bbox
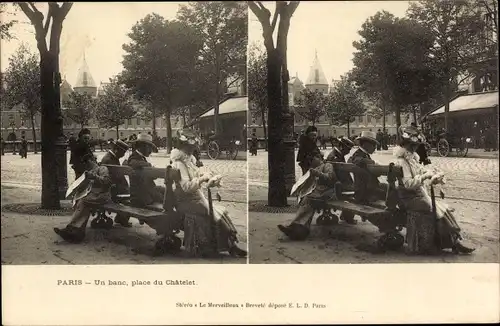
[177,129,201,146]
[338,136,355,149]
[134,133,157,151]
[112,139,130,152]
[356,131,379,145]
[399,125,422,144]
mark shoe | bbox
[229,246,247,258]
[452,241,475,254]
[54,226,85,243]
[278,224,292,237]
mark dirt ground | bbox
[1,186,247,265]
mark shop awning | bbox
[429,91,498,116]
[199,96,247,118]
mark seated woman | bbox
[394,125,475,255]
[170,129,247,258]
[278,154,338,241]
[54,153,112,243]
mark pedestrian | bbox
[70,128,96,179]
[376,129,383,151]
[1,137,5,156]
[249,132,258,156]
[296,126,322,175]
[20,136,28,159]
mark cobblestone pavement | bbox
[248,148,499,263]
[1,152,247,265]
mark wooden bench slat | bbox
[325,200,389,217]
[102,164,168,179]
[88,202,166,219]
[332,162,403,178]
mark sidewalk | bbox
[374,146,499,159]
[1,186,246,265]
[248,185,499,264]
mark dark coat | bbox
[297,135,321,167]
[326,147,353,187]
[124,151,163,207]
[100,151,130,197]
[348,148,381,202]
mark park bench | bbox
[309,162,407,251]
[86,164,184,254]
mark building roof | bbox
[429,91,499,116]
[305,51,329,86]
[200,96,247,118]
[74,52,96,88]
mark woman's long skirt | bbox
[182,204,238,257]
[405,205,461,255]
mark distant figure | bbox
[20,136,28,159]
[376,129,383,151]
[249,133,258,156]
[68,133,76,151]
[1,137,5,155]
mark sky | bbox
[249,1,410,83]
[1,2,183,87]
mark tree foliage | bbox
[2,44,40,116]
[351,11,438,130]
[0,3,17,40]
[295,89,327,125]
[177,1,247,133]
[95,78,137,139]
[120,13,203,151]
[2,44,41,152]
[62,91,94,128]
[327,75,366,135]
[248,43,267,122]
[406,0,484,127]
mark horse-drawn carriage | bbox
[198,134,241,160]
[422,129,471,157]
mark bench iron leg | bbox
[316,208,339,226]
[90,210,114,230]
[154,233,182,256]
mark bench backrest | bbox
[331,162,403,179]
[101,164,181,212]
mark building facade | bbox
[247,51,402,139]
[1,53,183,141]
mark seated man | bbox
[348,131,388,204]
[100,139,132,227]
[54,153,112,243]
[326,136,357,224]
[124,133,165,208]
[278,154,338,241]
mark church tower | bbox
[305,50,329,94]
[73,52,97,97]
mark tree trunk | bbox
[395,104,402,143]
[116,125,119,140]
[382,107,386,132]
[412,105,418,125]
[30,112,37,154]
[213,54,221,134]
[347,120,350,136]
[267,49,287,206]
[443,82,451,131]
[165,110,172,153]
[261,108,268,151]
[152,105,156,136]
[40,51,61,209]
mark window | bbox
[20,118,25,127]
[127,119,132,125]
[137,118,141,125]
[358,116,363,123]
[82,72,88,86]
[315,69,319,83]
[367,115,372,123]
